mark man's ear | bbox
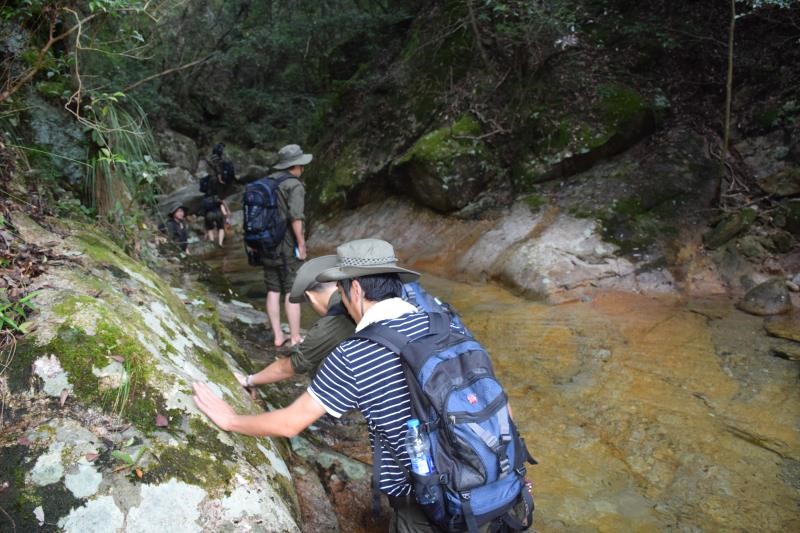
[350,279,363,300]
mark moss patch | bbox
[0,445,81,532]
[145,424,236,493]
[596,83,649,130]
[12,318,173,435]
[397,114,483,165]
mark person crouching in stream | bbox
[194,239,442,531]
[234,254,355,391]
[193,239,530,532]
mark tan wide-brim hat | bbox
[316,239,420,283]
[288,255,339,303]
[273,144,313,170]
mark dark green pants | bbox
[389,497,440,533]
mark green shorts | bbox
[263,258,301,294]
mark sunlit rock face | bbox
[1,214,300,532]
[306,197,677,303]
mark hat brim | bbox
[288,255,339,303]
[169,205,187,216]
[316,265,420,284]
[273,153,313,170]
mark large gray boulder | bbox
[159,166,196,194]
[156,129,199,172]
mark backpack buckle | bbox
[459,490,471,501]
[499,457,511,474]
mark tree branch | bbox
[466,0,493,71]
[122,56,211,93]
[0,12,99,103]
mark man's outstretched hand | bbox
[193,382,236,431]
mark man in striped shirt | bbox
[194,239,449,531]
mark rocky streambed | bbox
[197,195,799,532]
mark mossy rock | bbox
[779,200,800,237]
[512,85,657,188]
[757,167,800,197]
[392,115,492,212]
[703,208,757,250]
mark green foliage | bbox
[83,92,162,227]
[0,289,39,333]
[133,0,415,145]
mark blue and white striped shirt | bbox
[308,301,431,496]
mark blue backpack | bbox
[358,312,536,532]
[402,281,470,335]
[242,175,291,265]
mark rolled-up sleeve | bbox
[290,314,353,376]
[285,180,305,221]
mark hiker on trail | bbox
[201,194,230,247]
[194,239,534,532]
[234,255,354,390]
[260,144,310,348]
[165,204,189,254]
[208,142,225,186]
[208,141,236,189]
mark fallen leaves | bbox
[154,413,168,427]
[59,388,69,407]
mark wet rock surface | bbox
[737,278,795,316]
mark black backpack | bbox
[358,312,536,533]
[199,175,210,194]
[242,175,291,265]
[201,195,219,214]
[222,160,236,183]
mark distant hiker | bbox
[165,204,189,254]
[234,255,354,390]
[208,142,225,186]
[193,239,535,533]
[201,194,230,247]
[207,142,236,190]
[250,143,310,348]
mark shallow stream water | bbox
[203,241,799,532]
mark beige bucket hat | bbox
[316,239,419,283]
[288,255,339,304]
[273,144,313,169]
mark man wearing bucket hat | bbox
[233,255,354,390]
[194,238,452,531]
[262,144,312,348]
[165,203,189,254]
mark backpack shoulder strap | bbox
[355,318,436,421]
[427,311,451,336]
[355,322,411,356]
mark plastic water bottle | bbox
[405,418,436,504]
